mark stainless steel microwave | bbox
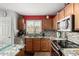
[57,15,74,31]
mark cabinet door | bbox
[65,3,74,17]
[42,19,52,31]
[58,9,65,21]
[32,38,40,51]
[41,39,51,52]
[52,15,58,30]
[74,3,79,30]
[25,38,32,52]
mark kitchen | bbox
[0,3,79,56]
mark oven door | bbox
[51,41,62,56]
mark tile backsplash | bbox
[58,31,79,44]
[43,30,53,36]
[53,30,79,44]
[66,32,79,44]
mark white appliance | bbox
[57,15,74,31]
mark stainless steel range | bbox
[55,40,79,48]
[51,40,79,56]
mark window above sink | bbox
[26,20,42,35]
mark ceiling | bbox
[0,3,65,15]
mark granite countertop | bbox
[24,36,67,40]
[0,44,24,56]
[61,48,79,56]
[50,36,66,40]
[25,36,52,39]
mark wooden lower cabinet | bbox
[25,38,51,52]
[16,48,25,56]
[32,38,40,51]
[25,38,32,52]
[41,39,51,52]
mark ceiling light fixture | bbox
[46,15,49,19]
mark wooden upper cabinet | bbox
[17,16,25,31]
[58,9,65,21]
[52,15,58,30]
[65,3,74,17]
[32,38,40,51]
[42,19,52,31]
[73,3,79,30]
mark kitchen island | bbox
[24,36,51,54]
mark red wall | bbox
[23,16,46,20]
[23,15,55,23]
[23,15,55,20]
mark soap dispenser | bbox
[56,32,61,38]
